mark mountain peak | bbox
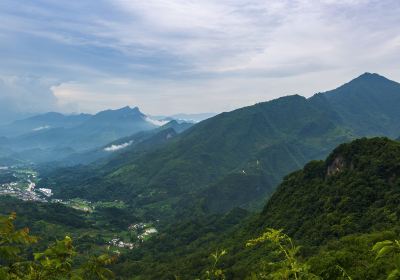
[359,72,379,77]
[319,72,399,98]
[343,72,400,89]
[94,106,144,117]
[351,72,388,83]
[116,106,140,112]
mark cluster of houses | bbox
[108,238,136,250]
[138,227,158,240]
[128,222,158,240]
[108,223,159,250]
[0,181,47,202]
[0,166,54,203]
[38,188,52,197]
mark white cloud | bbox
[0,75,61,123]
[104,141,133,152]
[32,125,51,131]
[144,116,169,126]
[96,0,400,76]
[6,0,398,76]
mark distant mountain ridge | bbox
[53,120,193,167]
[0,112,92,137]
[10,106,156,150]
[0,106,194,163]
[45,73,400,216]
[151,112,216,123]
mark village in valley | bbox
[0,165,158,250]
[0,166,49,202]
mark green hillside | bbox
[117,137,400,279]
[44,73,400,216]
[312,73,400,137]
[4,135,400,278]
[260,137,400,244]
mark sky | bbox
[0,0,399,120]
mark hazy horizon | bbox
[1,0,399,119]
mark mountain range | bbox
[41,73,400,217]
[2,72,400,279]
[0,107,196,164]
[0,106,157,150]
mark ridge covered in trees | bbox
[3,137,400,278]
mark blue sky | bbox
[0,0,399,118]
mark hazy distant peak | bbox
[28,112,65,121]
[359,72,384,78]
[118,106,140,112]
[351,72,392,83]
[91,106,146,121]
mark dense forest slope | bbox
[44,73,400,215]
[120,137,400,279]
[4,137,400,278]
[260,137,400,244]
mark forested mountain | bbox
[260,137,400,244]
[56,120,193,166]
[116,137,400,279]
[4,73,400,279]
[3,74,400,279]
[19,137,397,279]
[44,73,400,215]
[3,0,400,278]
[311,73,400,137]
[252,137,400,279]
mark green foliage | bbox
[373,239,400,279]
[29,236,76,279]
[202,249,227,280]
[247,228,319,279]
[77,254,117,280]
[0,212,37,264]
[335,266,353,280]
[0,213,117,280]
